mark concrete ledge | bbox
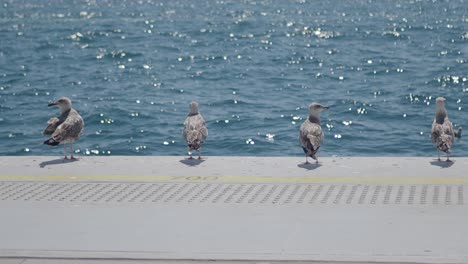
[1,156,467,179]
[1,156,467,264]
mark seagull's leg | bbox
[305,155,309,164]
[437,150,440,161]
[70,143,77,160]
[63,144,68,160]
[446,153,452,162]
[197,148,202,160]
[316,157,319,164]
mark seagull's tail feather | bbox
[43,138,60,146]
[309,146,320,160]
[303,143,320,160]
[438,134,452,153]
[187,130,202,151]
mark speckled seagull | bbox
[43,97,84,160]
[299,102,329,164]
[183,101,208,159]
[431,97,456,162]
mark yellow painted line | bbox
[1,175,468,184]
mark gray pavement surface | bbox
[0,259,420,264]
[1,156,467,264]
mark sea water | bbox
[0,0,467,157]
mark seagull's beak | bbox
[322,105,329,110]
[48,102,57,107]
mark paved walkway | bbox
[1,156,467,264]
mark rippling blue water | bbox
[0,0,467,157]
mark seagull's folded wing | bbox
[51,118,83,142]
[43,117,60,136]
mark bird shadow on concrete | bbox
[179,158,205,167]
[39,158,79,168]
[429,159,455,168]
[297,162,322,170]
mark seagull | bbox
[183,101,208,159]
[431,97,455,162]
[43,97,84,160]
[299,102,329,164]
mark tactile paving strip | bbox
[0,182,465,206]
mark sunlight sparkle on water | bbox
[246,138,255,145]
[265,133,275,141]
